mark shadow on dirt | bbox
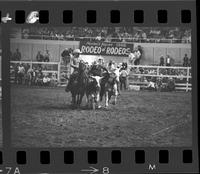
[37,103,110,111]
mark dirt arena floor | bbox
[11,85,192,147]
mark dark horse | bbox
[69,62,88,107]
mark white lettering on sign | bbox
[106,47,130,55]
[81,42,132,56]
[81,46,102,54]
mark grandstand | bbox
[18,27,191,44]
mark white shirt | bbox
[18,66,25,73]
[43,77,50,83]
[114,68,120,81]
[148,81,155,88]
[167,57,170,64]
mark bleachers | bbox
[20,27,191,44]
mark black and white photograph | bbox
[10,27,192,147]
[0,27,2,146]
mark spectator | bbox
[146,80,157,91]
[51,73,58,86]
[121,61,127,70]
[108,60,115,73]
[120,68,128,90]
[166,77,175,91]
[170,57,175,66]
[159,55,165,66]
[36,51,44,62]
[166,55,171,66]
[134,47,142,65]
[35,71,43,86]
[189,58,192,66]
[183,54,189,67]
[13,49,21,61]
[61,48,72,65]
[43,74,51,86]
[17,64,25,84]
[43,50,50,62]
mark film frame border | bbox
[0,0,198,174]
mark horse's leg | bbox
[76,94,80,107]
[114,94,117,105]
[113,83,118,105]
[92,95,95,110]
[79,93,84,107]
[108,92,112,103]
[71,93,75,106]
[105,91,109,108]
[96,91,101,108]
[100,86,105,102]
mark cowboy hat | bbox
[73,49,82,54]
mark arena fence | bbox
[10,61,192,92]
[128,65,191,92]
[10,61,61,83]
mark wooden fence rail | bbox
[127,65,191,92]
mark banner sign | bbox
[80,41,133,57]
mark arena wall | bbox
[10,39,80,62]
[10,39,191,65]
[134,43,191,65]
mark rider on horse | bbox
[65,49,82,92]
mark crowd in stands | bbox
[10,63,58,87]
[21,27,191,43]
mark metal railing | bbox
[20,34,191,44]
[10,61,61,82]
[128,65,192,92]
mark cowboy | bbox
[159,55,165,66]
[61,48,73,65]
[43,50,50,62]
[36,51,44,62]
[13,49,21,61]
[65,49,82,92]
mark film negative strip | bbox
[0,0,199,173]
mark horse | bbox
[69,61,88,107]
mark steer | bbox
[85,76,103,110]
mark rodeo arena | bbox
[10,27,192,147]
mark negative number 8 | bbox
[102,167,109,174]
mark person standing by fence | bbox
[183,54,189,67]
[120,68,128,90]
